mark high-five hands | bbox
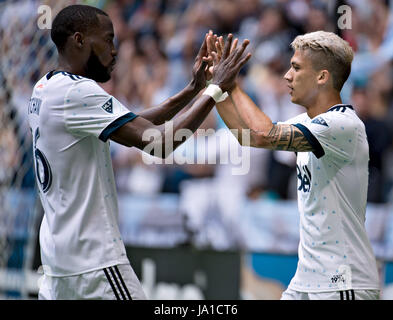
[203,31,251,93]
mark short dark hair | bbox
[51,5,108,52]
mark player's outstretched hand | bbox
[191,33,211,92]
[207,33,251,93]
[204,31,240,79]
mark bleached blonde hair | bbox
[291,31,354,91]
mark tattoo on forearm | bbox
[266,124,314,152]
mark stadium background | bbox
[1,0,393,299]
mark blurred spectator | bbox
[305,0,335,33]
[351,79,393,203]
[250,3,297,68]
[0,105,20,187]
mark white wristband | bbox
[203,84,229,103]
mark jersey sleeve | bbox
[293,111,358,161]
[276,112,325,158]
[277,112,308,126]
[64,79,138,142]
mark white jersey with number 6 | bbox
[280,104,380,292]
[28,71,138,276]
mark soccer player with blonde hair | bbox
[209,30,380,300]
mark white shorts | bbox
[38,264,147,300]
[280,287,380,300]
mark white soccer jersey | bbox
[280,104,380,292]
[28,71,138,276]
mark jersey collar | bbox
[46,70,80,80]
[327,104,354,112]
[46,70,62,80]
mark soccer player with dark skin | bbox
[52,6,251,155]
[32,5,251,299]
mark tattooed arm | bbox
[261,123,314,151]
[216,84,315,152]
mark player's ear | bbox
[317,70,330,86]
[73,32,85,49]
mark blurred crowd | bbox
[1,0,393,203]
[99,0,393,204]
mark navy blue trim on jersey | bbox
[293,123,325,159]
[46,70,83,81]
[327,104,354,113]
[46,70,57,80]
[99,112,138,142]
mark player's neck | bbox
[56,56,85,77]
[306,92,342,119]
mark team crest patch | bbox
[102,98,113,113]
[311,116,328,127]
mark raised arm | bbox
[110,94,215,156]
[110,34,251,158]
[208,34,315,153]
[137,34,210,125]
[220,85,314,152]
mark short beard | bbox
[84,51,111,83]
